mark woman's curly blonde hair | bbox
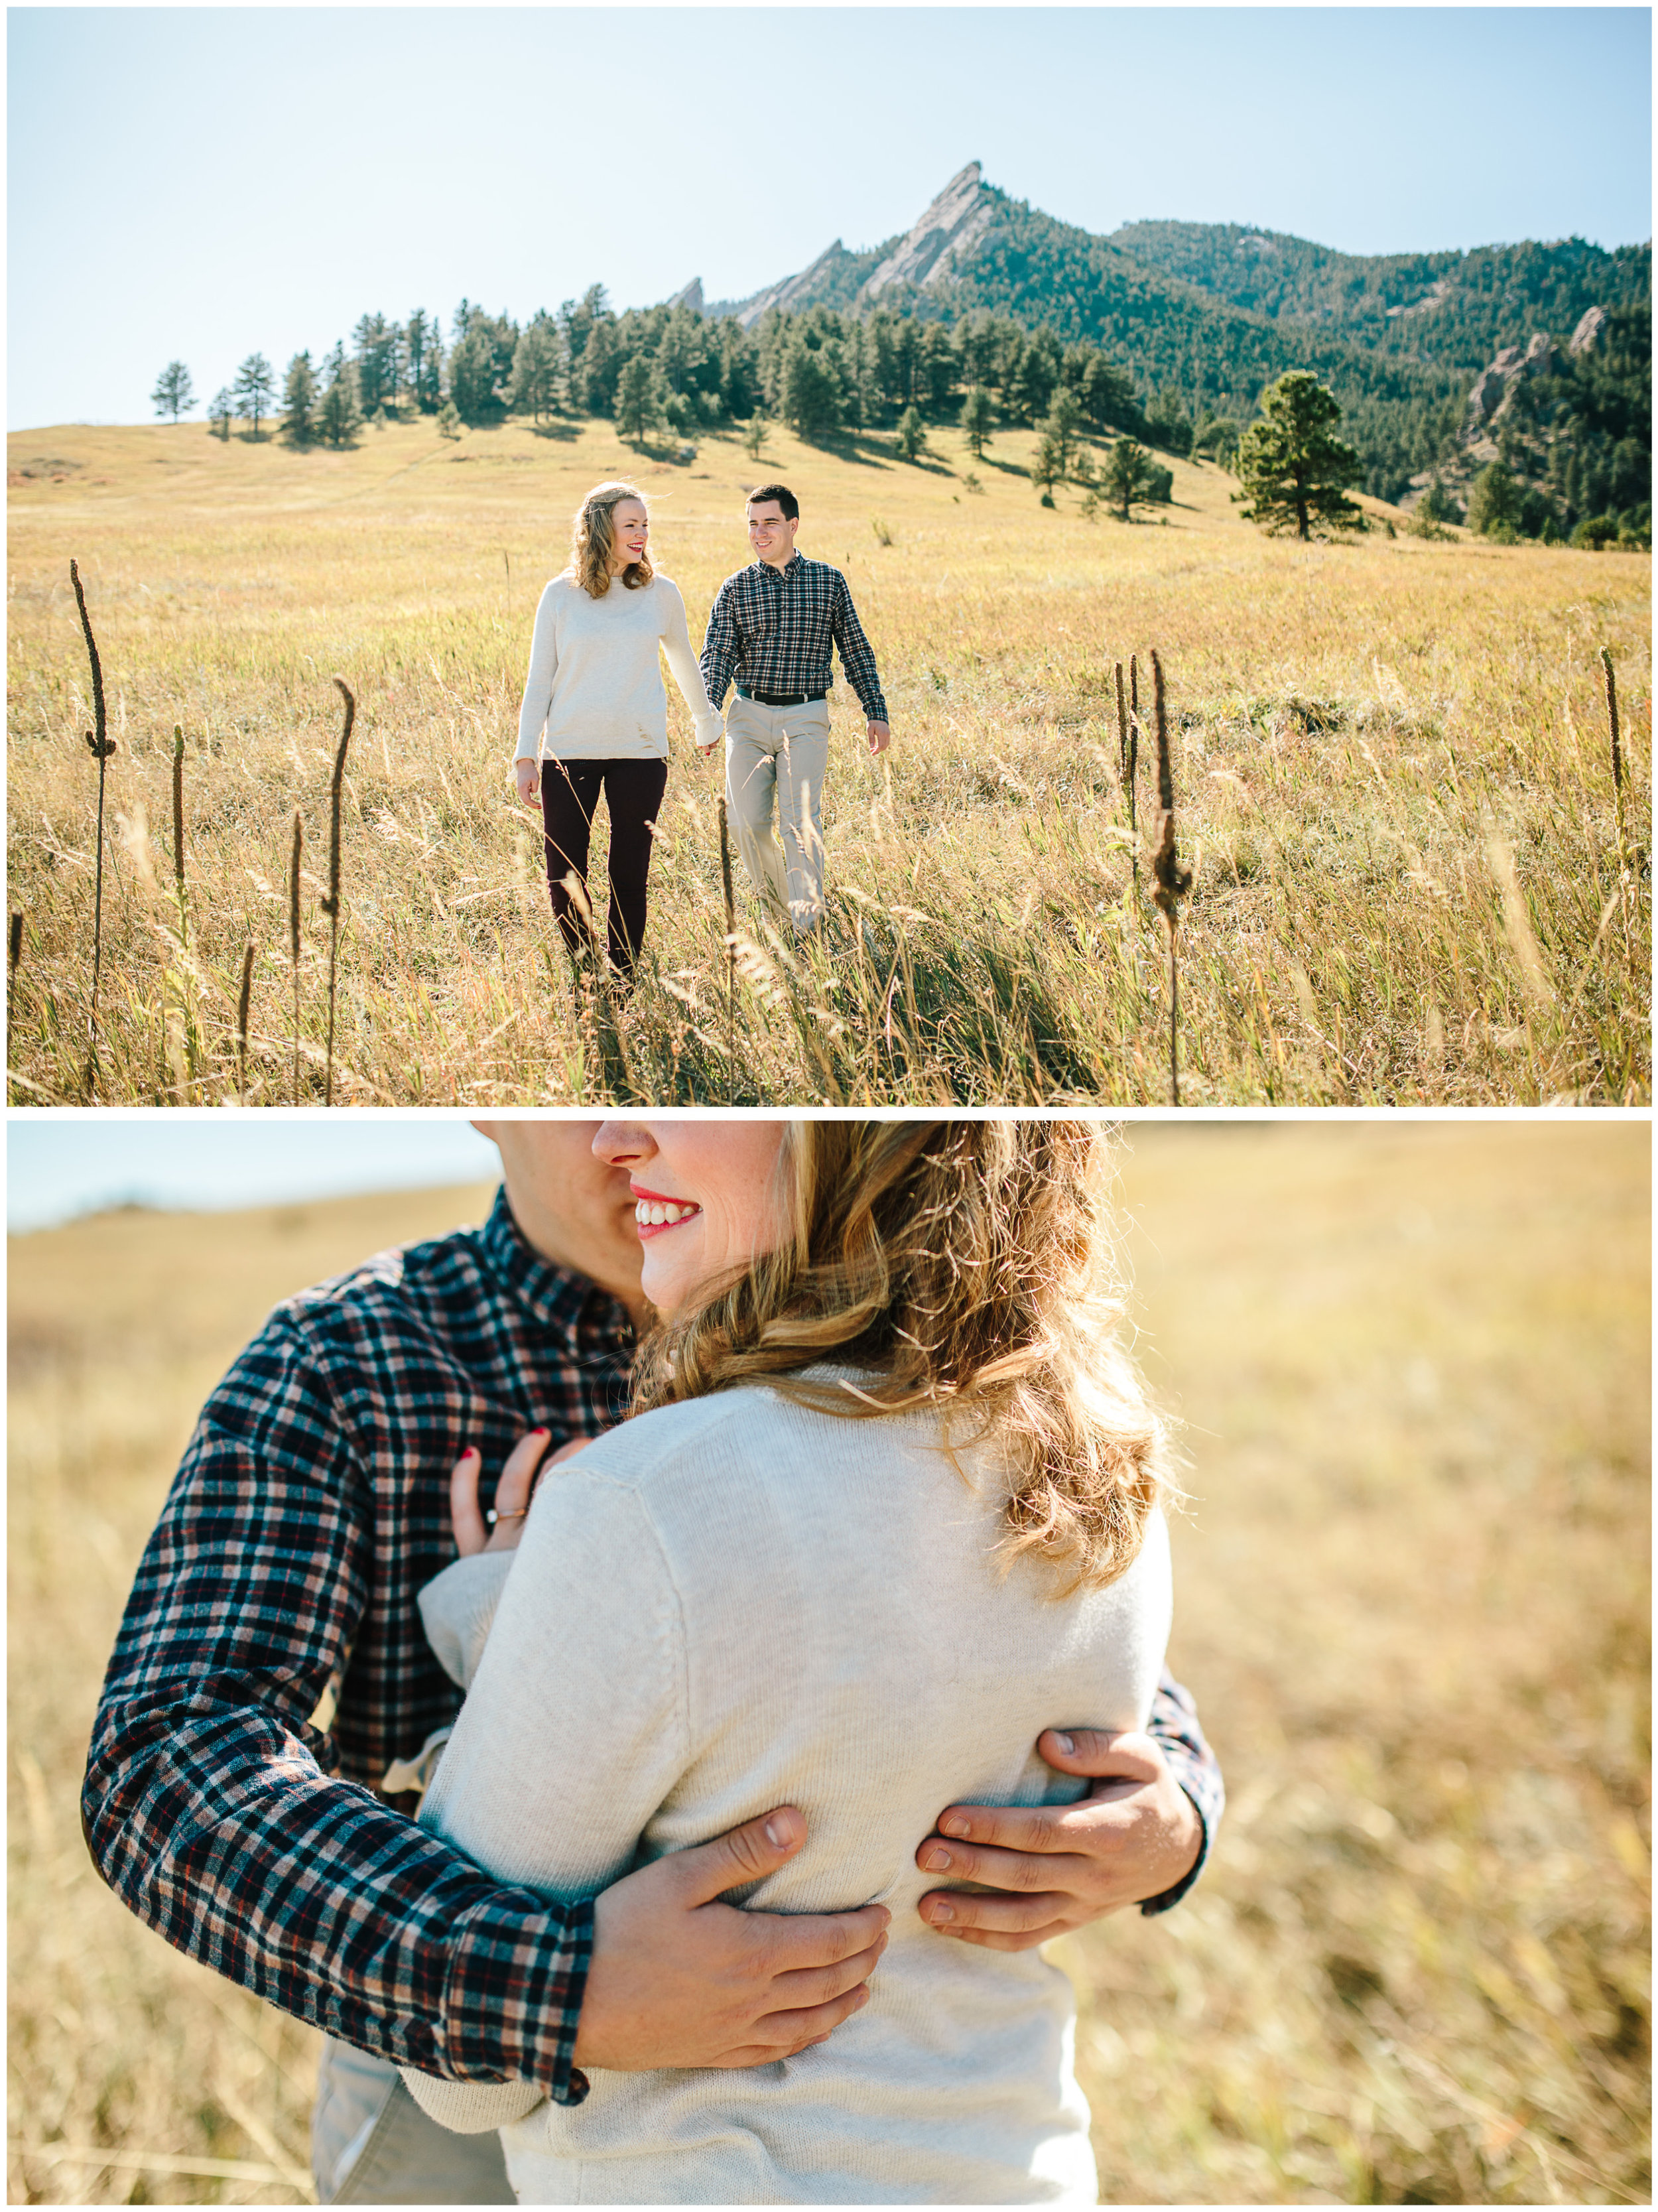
[570,480,653,600]
[631,1120,1172,1594]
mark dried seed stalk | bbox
[236,941,255,1102]
[289,810,304,1106]
[171,726,187,909]
[319,678,355,1104]
[70,560,117,1099]
[1600,645,1622,796]
[1149,651,1194,1106]
[1127,655,1141,891]
[718,793,737,1103]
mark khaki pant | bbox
[724,695,831,934]
[311,2036,515,2204]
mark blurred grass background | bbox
[7,1122,1649,2203]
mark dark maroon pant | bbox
[539,755,669,978]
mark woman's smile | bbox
[631,1185,704,1238]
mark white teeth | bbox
[635,1199,700,1227]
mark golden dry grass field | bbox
[7,1122,1649,2205]
[6,415,1651,1106]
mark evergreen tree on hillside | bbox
[782,334,841,441]
[405,310,444,411]
[960,385,994,458]
[1466,461,1525,539]
[1043,387,1084,476]
[151,361,195,422]
[1104,436,1155,519]
[352,314,400,415]
[281,352,318,446]
[509,313,564,422]
[208,388,235,441]
[615,354,668,444]
[316,344,363,448]
[448,324,499,423]
[1234,371,1364,539]
[233,353,275,439]
[895,404,926,462]
[1077,351,1138,434]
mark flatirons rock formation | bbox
[861,161,997,298]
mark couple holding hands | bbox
[513,481,893,978]
[87,1117,1222,2205]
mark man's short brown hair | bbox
[746,482,798,521]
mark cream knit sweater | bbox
[404,1382,1172,2205]
[514,568,723,763]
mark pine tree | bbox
[1043,387,1084,477]
[1466,461,1525,539]
[895,405,926,462]
[151,361,196,422]
[1104,437,1155,520]
[1031,431,1062,501]
[448,324,499,423]
[781,334,840,442]
[615,355,667,444]
[233,353,275,439]
[208,388,235,442]
[1234,372,1364,540]
[316,344,363,448]
[959,385,994,458]
[509,314,563,422]
[281,352,318,446]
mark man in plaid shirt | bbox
[699,483,889,935]
[85,1122,1224,2205]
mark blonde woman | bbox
[514,483,722,980]
[405,1121,1177,2204]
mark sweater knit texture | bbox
[405,1382,1173,2205]
[514,569,723,763]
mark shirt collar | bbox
[478,1185,633,1346]
[754,553,800,583]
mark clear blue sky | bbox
[7,1117,500,1231]
[7,7,1651,430]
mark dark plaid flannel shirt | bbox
[700,554,890,723]
[84,1191,1223,2101]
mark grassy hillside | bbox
[9,1123,1649,2202]
[7,415,1649,1106]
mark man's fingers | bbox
[916,1833,1090,1894]
[449,1449,486,1556]
[753,1980,872,2052]
[1036,1727,1163,1784]
[919,1886,1078,1937]
[667,1805,808,1906]
[771,1933,887,2010]
[759,1902,892,1973]
[928,1797,1080,1856]
[925,1919,1072,1953]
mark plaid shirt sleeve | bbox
[82,1317,594,2102]
[698,578,741,712]
[830,574,889,724]
[1139,1666,1224,1915]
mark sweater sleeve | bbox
[515,581,562,762]
[401,1463,689,2132]
[659,580,725,748]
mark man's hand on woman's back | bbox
[913,1728,1205,1950]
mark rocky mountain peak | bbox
[860,161,995,300]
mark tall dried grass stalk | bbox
[319,678,355,1104]
[236,941,255,1102]
[288,810,303,1106]
[170,728,186,910]
[1600,645,1622,797]
[1149,649,1194,1104]
[718,793,737,1102]
[70,560,117,1100]
[1127,654,1141,892]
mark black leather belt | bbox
[735,686,826,707]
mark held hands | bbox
[449,1430,592,1556]
[866,720,891,756]
[914,1729,1203,1951]
[514,757,541,808]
